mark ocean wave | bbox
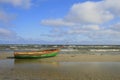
[61,49,78,51]
[90,49,120,52]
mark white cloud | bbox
[65,1,114,24]
[0,0,32,8]
[41,0,115,26]
[87,29,120,40]
[82,25,100,31]
[110,23,120,31]
[104,0,120,16]
[67,24,120,41]
[0,28,16,39]
[0,28,12,35]
[0,10,14,25]
[41,19,77,27]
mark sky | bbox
[0,0,120,45]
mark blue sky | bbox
[0,0,120,45]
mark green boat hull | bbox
[14,52,58,59]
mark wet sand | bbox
[1,52,120,62]
[1,51,120,80]
[42,54,120,62]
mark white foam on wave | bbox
[61,49,78,51]
[90,49,120,52]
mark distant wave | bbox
[61,49,78,51]
[90,49,120,52]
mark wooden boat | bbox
[14,49,60,59]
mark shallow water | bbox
[0,58,120,80]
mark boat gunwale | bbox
[14,49,60,55]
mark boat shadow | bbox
[7,56,15,59]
